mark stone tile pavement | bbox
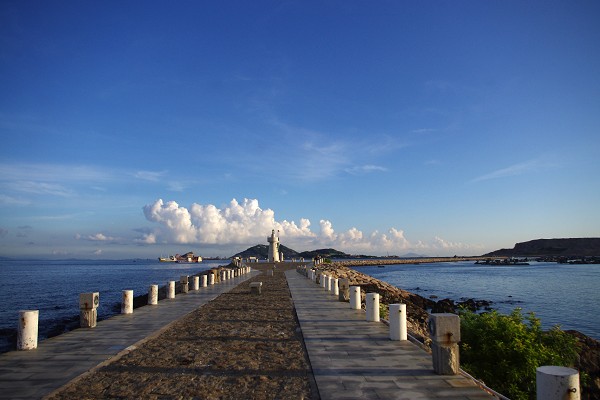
[0,270,260,400]
[285,269,496,400]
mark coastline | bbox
[337,256,492,266]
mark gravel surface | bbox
[48,264,315,400]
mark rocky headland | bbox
[486,237,600,258]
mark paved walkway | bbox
[0,270,260,400]
[285,269,495,400]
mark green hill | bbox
[231,245,358,260]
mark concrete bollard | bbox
[180,275,189,293]
[429,313,460,375]
[17,310,39,350]
[250,282,262,295]
[121,290,133,314]
[148,285,158,305]
[389,304,407,341]
[349,286,361,310]
[201,275,207,287]
[327,276,334,292]
[209,273,215,285]
[366,293,380,322]
[192,276,199,291]
[79,292,99,328]
[220,271,226,281]
[338,278,350,302]
[321,274,328,288]
[332,278,339,296]
[167,281,175,299]
[536,366,580,400]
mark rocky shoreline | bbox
[314,261,600,399]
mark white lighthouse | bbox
[267,229,280,262]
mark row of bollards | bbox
[298,266,409,343]
[297,265,581,400]
[16,265,253,351]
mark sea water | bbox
[0,259,227,353]
[355,261,600,340]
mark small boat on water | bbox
[158,255,177,262]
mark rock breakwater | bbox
[313,262,433,342]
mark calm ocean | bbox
[0,259,227,353]
[355,261,600,340]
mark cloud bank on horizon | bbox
[141,198,478,256]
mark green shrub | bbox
[379,303,389,320]
[459,308,578,400]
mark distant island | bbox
[231,245,422,260]
[231,237,600,261]
[485,238,600,258]
[231,245,364,260]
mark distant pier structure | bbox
[267,229,281,262]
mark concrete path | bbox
[0,270,260,400]
[286,269,495,400]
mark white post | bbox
[536,366,580,400]
[332,278,339,296]
[389,303,407,341]
[322,274,328,289]
[349,286,361,310]
[121,290,133,314]
[209,273,215,285]
[17,310,38,350]
[167,281,175,299]
[201,275,207,287]
[148,285,158,305]
[192,276,199,291]
[366,293,380,322]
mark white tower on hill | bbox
[267,229,280,262]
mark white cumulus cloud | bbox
[141,197,481,256]
[143,198,315,245]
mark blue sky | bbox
[1,1,599,259]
